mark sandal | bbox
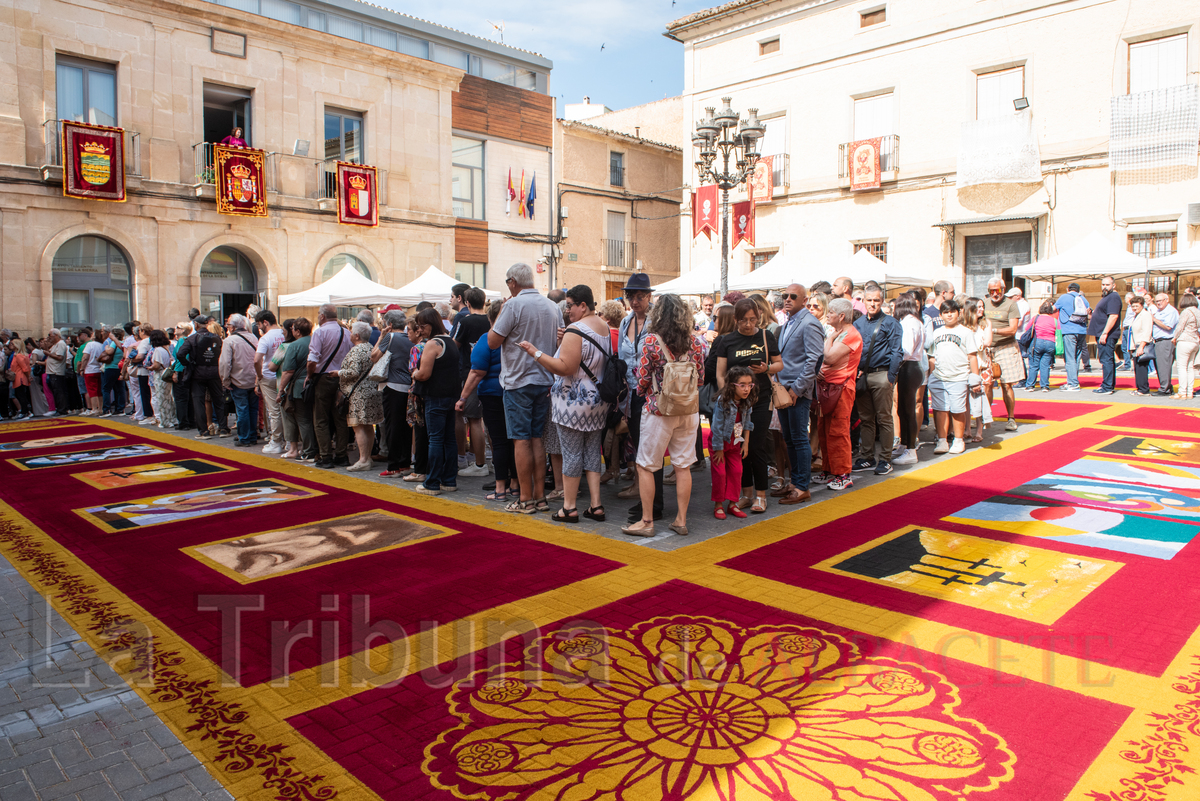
[505,499,537,515]
[751,497,768,514]
[546,489,564,501]
[484,490,508,502]
[552,507,579,523]
[971,434,983,443]
[534,497,551,513]
[583,506,606,522]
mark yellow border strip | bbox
[182,508,457,584]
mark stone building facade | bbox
[0,0,552,333]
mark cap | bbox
[1005,288,1020,297]
[193,314,210,325]
[1068,282,1081,291]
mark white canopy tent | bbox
[652,265,723,296]
[278,265,402,307]
[727,249,935,292]
[1013,231,1148,281]
[329,265,500,307]
[1147,242,1200,274]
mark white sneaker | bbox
[892,448,918,466]
[948,439,965,454]
[933,439,949,454]
[42,411,56,417]
[459,462,491,477]
[262,442,284,454]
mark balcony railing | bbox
[313,158,388,203]
[193,142,216,184]
[605,239,637,270]
[762,153,789,188]
[44,119,141,175]
[838,134,900,180]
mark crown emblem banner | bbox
[849,138,882,191]
[215,145,267,217]
[62,121,126,202]
[336,162,378,227]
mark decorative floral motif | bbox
[425,616,1015,800]
[1086,656,1200,801]
[0,519,337,801]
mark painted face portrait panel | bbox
[73,459,232,489]
[0,433,120,452]
[77,479,321,532]
[10,443,167,470]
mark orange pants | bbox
[818,385,856,476]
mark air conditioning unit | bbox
[1189,202,1200,225]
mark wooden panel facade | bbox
[452,74,553,148]
[455,219,489,263]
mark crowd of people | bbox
[2,265,1196,537]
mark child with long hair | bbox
[710,365,756,520]
[961,297,993,442]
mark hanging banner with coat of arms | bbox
[693,184,718,241]
[732,200,754,249]
[849,138,882,191]
[748,155,773,204]
[214,144,267,217]
[62,121,126,202]
[336,162,379,227]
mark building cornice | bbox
[665,0,837,43]
[559,120,682,153]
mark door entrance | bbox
[200,247,258,322]
[964,232,1031,297]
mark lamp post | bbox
[692,97,764,295]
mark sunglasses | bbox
[783,293,800,300]
[806,303,822,309]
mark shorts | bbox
[991,341,1026,385]
[503,383,551,441]
[84,372,102,399]
[928,377,967,415]
[636,412,700,471]
[460,388,482,419]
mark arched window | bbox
[323,253,371,282]
[51,236,132,328]
[200,246,258,321]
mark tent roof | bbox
[1147,243,1200,274]
[728,249,934,291]
[278,265,400,307]
[652,265,723,296]
[332,265,501,307]
[1013,231,1147,281]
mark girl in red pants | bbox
[711,366,756,519]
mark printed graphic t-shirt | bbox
[927,325,977,382]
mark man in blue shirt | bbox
[1054,283,1090,391]
[1151,293,1179,395]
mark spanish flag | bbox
[518,170,527,218]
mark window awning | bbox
[932,213,1045,227]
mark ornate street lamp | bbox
[692,97,765,294]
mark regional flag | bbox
[506,168,515,215]
[525,173,536,219]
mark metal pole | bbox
[720,187,730,296]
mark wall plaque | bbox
[211,28,246,58]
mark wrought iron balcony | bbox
[605,239,637,270]
[838,134,900,184]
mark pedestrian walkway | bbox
[1,398,1199,800]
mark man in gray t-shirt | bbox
[487,263,561,508]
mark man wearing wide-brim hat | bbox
[615,273,665,523]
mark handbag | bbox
[336,360,371,419]
[303,328,344,407]
[1018,315,1036,350]
[816,378,845,415]
[765,329,794,409]
[369,350,391,383]
[1054,327,1064,357]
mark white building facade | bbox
[668,0,1200,297]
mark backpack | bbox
[1068,293,1089,326]
[568,328,627,405]
[653,339,699,416]
[195,334,220,368]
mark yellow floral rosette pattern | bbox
[424,616,1015,799]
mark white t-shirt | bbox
[47,340,69,376]
[82,340,105,374]
[135,338,152,377]
[927,325,976,382]
[256,328,285,381]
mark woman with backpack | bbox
[622,293,705,538]
[519,284,612,523]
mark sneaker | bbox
[1093,388,1114,395]
[379,470,405,477]
[217,428,232,438]
[851,458,876,473]
[457,454,471,469]
[873,460,894,476]
[415,485,442,496]
[100,411,113,418]
[933,439,949,454]
[138,417,157,425]
[459,462,491,477]
[948,439,965,454]
[1004,418,1018,432]
[1061,386,1080,392]
[42,411,56,417]
[828,474,854,491]
[194,432,214,440]
[262,442,284,454]
[811,471,835,485]
[1041,388,1050,393]
[892,449,918,466]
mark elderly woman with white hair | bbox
[338,320,384,471]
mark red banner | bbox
[732,200,754,249]
[849,138,882,191]
[62,121,126,202]
[748,155,773,204]
[215,144,267,217]
[336,162,378,227]
[694,185,718,240]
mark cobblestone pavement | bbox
[0,559,232,801]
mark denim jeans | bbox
[230,386,258,443]
[101,369,125,414]
[778,397,813,490]
[423,395,458,490]
[1097,328,1119,391]
[1120,327,1133,369]
[1063,333,1085,388]
[1026,339,1056,389]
